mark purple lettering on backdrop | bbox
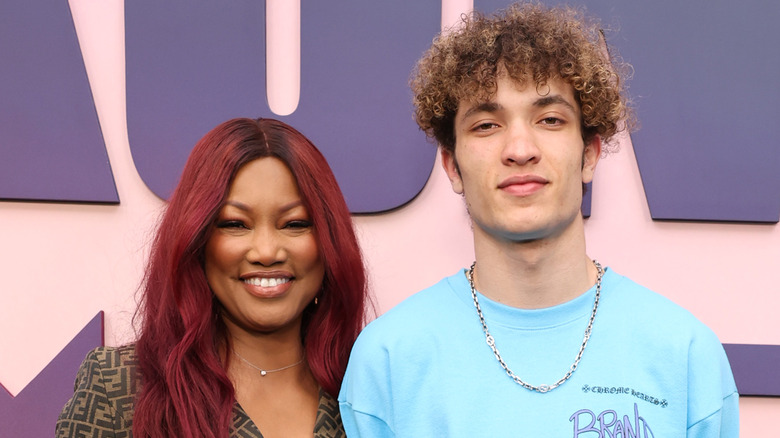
[0,1,117,203]
[478,0,780,223]
[0,312,103,437]
[125,0,269,201]
[126,0,439,212]
[279,0,439,212]
[583,182,592,218]
[723,343,780,396]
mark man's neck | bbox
[471,220,598,309]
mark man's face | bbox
[443,74,600,244]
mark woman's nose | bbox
[246,228,286,266]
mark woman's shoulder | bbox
[85,344,139,370]
[56,344,139,437]
[75,344,139,390]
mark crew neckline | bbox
[448,267,614,330]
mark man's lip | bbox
[497,174,548,188]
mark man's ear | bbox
[582,136,602,184]
[440,147,464,195]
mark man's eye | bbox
[474,122,498,131]
[540,117,563,125]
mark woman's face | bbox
[205,157,324,337]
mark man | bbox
[339,3,738,437]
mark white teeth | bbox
[244,277,289,287]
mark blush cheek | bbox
[204,233,245,295]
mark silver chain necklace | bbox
[466,260,603,393]
[233,350,305,376]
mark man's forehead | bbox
[456,77,579,116]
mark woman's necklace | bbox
[466,260,603,393]
[233,350,305,376]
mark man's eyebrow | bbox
[460,102,503,122]
[534,94,578,113]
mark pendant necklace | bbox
[466,260,603,393]
[233,350,305,377]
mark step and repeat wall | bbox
[1,0,778,436]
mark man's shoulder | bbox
[604,269,720,338]
[606,270,690,312]
[353,271,465,346]
[391,272,461,309]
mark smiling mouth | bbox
[242,277,291,287]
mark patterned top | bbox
[56,345,345,438]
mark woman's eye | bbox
[216,220,246,229]
[285,220,312,230]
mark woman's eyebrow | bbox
[223,199,304,213]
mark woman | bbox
[56,118,369,437]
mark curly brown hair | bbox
[411,2,631,154]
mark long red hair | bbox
[133,118,369,437]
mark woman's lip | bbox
[239,271,294,298]
[242,277,292,299]
[240,270,293,280]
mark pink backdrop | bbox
[0,0,777,435]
